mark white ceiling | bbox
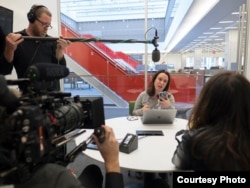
[172,0,247,53]
[60,0,169,21]
[60,0,247,54]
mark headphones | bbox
[27,5,46,23]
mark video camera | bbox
[0,64,105,184]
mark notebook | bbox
[141,109,177,124]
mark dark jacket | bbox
[0,27,5,56]
[0,29,66,92]
[172,129,207,171]
[172,128,249,171]
[15,163,124,188]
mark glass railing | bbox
[63,72,204,107]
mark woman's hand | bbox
[142,102,150,112]
[158,97,171,108]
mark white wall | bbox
[165,54,182,71]
[0,0,60,36]
[0,0,60,79]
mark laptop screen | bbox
[141,109,177,124]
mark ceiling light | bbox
[216,31,226,34]
[209,35,219,38]
[203,32,214,34]
[232,12,240,15]
[219,21,234,24]
[231,11,246,15]
[225,26,238,29]
[210,27,222,30]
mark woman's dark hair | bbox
[147,69,171,96]
[188,71,250,170]
[189,71,250,129]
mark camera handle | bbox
[64,127,105,163]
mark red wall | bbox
[61,25,197,103]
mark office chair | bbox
[128,101,135,115]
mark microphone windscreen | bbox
[152,48,160,62]
[26,63,70,81]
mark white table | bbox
[75,117,188,172]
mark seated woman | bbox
[131,69,175,187]
[133,69,175,116]
[172,71,250,171]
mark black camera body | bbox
[0,74,104,184]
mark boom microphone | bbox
[152,48,160,62]
[152,29,160,62]
[26,63,70,81]
[23,31,161,62]
[22,36,153,44]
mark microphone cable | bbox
[28,40,41,66]
[144,27,160,62]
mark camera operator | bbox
[13,125,124,188]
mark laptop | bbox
[141,109,177,124]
